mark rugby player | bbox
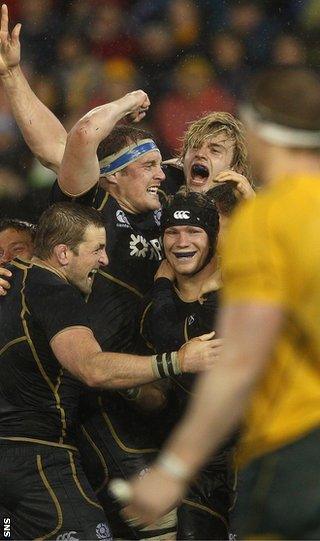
[163,110,255,200]
[0,218,36,294]
[117,67,320,540]
[140,191,237,540]
[0,218,35,265]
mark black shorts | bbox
[233,427,320,540]
[0,442,112,540]
[177,466,236,541]
[77,422,176,540]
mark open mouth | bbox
[88,269,98,281]
[191,164,209,185]
[146,185,159,195]
[173,251,196,260]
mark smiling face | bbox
[66,225,108,295]
[164,225,210,276]
[0,228,34,265]
[106,150,166,214]
[183,132,235,193]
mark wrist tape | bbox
[151,351,182,379]
[156,452,191,482]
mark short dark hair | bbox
[207,182,239,217]
[249,67,320,133]
[97,125,155,161]
[34,202,105,259]
[0,218,37,239]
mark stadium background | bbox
[0,0,319,221]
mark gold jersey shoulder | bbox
[222,174,320,466]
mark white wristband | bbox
[109,478,133,505]
[156,452,191,482]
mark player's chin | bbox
[81,279,93,296]
[143,196,161,211]
[176,262,197,275]
[187,181,208,193]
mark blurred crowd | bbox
[0,0,319,220]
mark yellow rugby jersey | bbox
[222,174,320,467]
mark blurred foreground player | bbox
[116,67,320,540]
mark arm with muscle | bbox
[50,325,219,389]
[51,327,158,389]
[0,4,66,173]
[59,90,150,196]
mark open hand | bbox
[0,266,12,295]
[0,4,21,76]
[178,331,223,373]
[214,170,255,200]
[110,466,185,527]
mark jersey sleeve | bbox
[27,281,92,343]
[188,291,219,339]
[49,180,99,207]
[222,199,288,306]
[140,278,186,352]
[161,164,185,196]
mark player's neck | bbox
[263,147,320,185]
[106,183,140,214]
[31,256,67,282]
[176,258,219,302]
[116,196,140,214]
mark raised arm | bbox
[59,90,150,196]
[0,4,67,173]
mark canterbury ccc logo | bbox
[56,532,79,541]
[173,210,190,219]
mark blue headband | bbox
[99,139,160,175]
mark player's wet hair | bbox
[241,67,320,151]
[34,202,105,259]
[207,182,239,217]
[180,112,251,180]
[0,218,36,239]
[97,125,155,162]
[249,67,320,132]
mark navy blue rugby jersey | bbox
[0,259,90,448]
[50,181,162,351]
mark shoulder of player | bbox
[203,289,220,305]
[99,193,124,224]
[227,189,282,234]
[161,163,185,195]
[25,265,84,305]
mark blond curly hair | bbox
[180,112,251,182]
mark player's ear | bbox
[53,244,69,266]
[99,173,117,190]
